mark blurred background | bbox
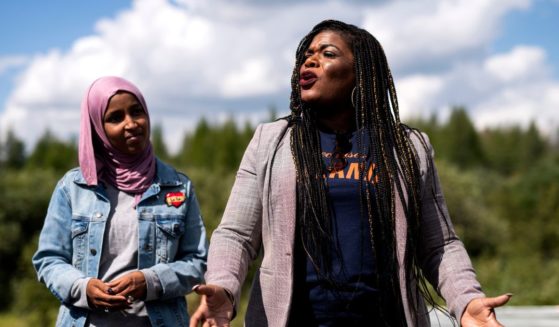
[1,0,558,326]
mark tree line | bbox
[0,108,558,326]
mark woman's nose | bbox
[124,115,138,129]
[304,55,318,67]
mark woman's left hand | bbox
[106,271,147,303]
[461,294,512,326]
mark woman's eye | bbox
[131,107,144,116]
[324,51,336,58]
[105,113,123,123]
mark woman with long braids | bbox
[190,20,510,327]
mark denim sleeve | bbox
[149,180,208,300]
[141,268,162,301]
[70,277,92,309]
[32,177,87,304]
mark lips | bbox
[300,71,317,88]
[125,133,143,144]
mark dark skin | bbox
[86,271,147,311]
[299,30,356,134]
[189,29,511,327]
[189,30,359,327]
[86,92,150,311]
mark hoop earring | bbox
[351,86,357,108]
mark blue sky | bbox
[493,0,558,73]
[1,0,558,153]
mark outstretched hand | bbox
[189,284,234,327]
[461,294,512,327]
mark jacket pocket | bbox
[155,216,185,263]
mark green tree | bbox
[26,131,77,172]
[151,124,171,163]
[0,169,58,310]
[177,118,213,168]
[518,122,547,170]
[404,113,441,147]
[438,107,485,168]
[1,129,26,169]
[435,160,508,257]
[11,235,58,326]
[481,122,547,175]
[214,118,244,171]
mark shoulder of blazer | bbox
[257,118,290,142]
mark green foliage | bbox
[0,168,58,310]
[481,122,548,175]
[474,255,559,305]
[151,124,171,162]
[1,109,559,324]
[177,118,212,168]
[25,130,77,172]
[435,160,508,256]
[178,166,236,238]
[11,235,58,326]
[177,117,254,172]
[490,157,559,257]
[1,129,26,169]
[438,107,486,168]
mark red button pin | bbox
[165,192,186,208]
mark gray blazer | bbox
[206,119,484,326]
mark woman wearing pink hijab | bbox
[33,76,208,327]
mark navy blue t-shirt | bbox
[290,129,387,326]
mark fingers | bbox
[193,284,216,297]
[483,293,513,309]
[86,278,128,310]
[106,271,147,300]
[189,308,205,327]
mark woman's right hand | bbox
[86,278,129,312]
[189,284,234,327]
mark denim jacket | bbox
[33,159,208,327]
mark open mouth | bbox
[300,71,317,88]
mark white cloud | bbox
[0,0,364,153]
[473,81,559,134]
[396,74,445,119]
[1,0,558,155]
[395,44,559,137]
[0,56,28,75]
[362,0,531,72]
[484,46,548,83]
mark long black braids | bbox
[289,19,445,325]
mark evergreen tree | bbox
[178,118,213,168]
[151,124,170,163]
[2,129,26,169]
[519,121,547,170]
[26,130,77,172]
[215,118,242,171]
[481,122,547,175]
[439,107,485,168]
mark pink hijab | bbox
[79,76,156,194]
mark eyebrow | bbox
[306,43,340,52]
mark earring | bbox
[351,86,358,108]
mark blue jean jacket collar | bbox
[72,158,182,191]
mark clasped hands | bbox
[86,271,147,312]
